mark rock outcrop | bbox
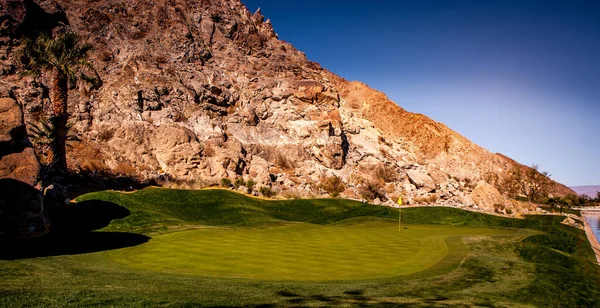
[0,0,575,214]
[0,98,48,238]
[470,181,507,213]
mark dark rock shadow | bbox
[0,232,149,260]
[50,199,131,233]
[0,178,46,237]
[0,199,149,260]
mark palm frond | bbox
[20,31,94,79]
[27,118,54,146]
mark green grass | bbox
[0,188,599,307]
[108,223,516,280]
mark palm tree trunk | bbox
[50,69,69,172]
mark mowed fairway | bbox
[109,222,515,280]
[1,188,600,307]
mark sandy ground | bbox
[582,212,600,264]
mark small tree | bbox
[20,31,93,171]
[507,164,552,203]
[498,169,519,198]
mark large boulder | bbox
[0,98,48,238]
[406,170,436,192]
[470,180,506,213]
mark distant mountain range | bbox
[570,186,600,198]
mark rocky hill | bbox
[0,0,575,215]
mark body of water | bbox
[583,212,600,241]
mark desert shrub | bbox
[204,144,216,157]
[171,111,188,122]
[248,145,308,169]
[80,160,107,173]
[319,175,346,198]
[259,186,276,198]
[245,180,256,190]
[377,136,392,147]
[137,163,152,172]
[281,189,301,199]
[221,178,232,187]
[97,129,115,142]
[516,196,529,202]
[113,162,137,177]
[275,153,294,171]
[247,145,275,162]
[154,54,168,64]
[99,51,113,62]
[375,164,397,182]
[67,140,108,173]
[413,196,425,204]
[413,194,439,204]
[234,178,245,189]
[358,180,386,201]
[385,184,396,194]
[130,29,147,40]
[389,193,402,204]
[462,177,475,188]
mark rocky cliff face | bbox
[0,0,575,213]
[0,98,48,237]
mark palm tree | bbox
[20,31,92,172]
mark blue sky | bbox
[242,0,600,186]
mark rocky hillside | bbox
[0,0,574,214]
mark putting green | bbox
[108,221,516,281]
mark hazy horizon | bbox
[242,0,600,187]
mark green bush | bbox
[259,186,276,198]
[234,178,245,189]
[245,180,256,190]
[221,178,232,187]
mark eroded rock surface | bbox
[0,0,575,214]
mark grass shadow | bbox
[275,289,407,307]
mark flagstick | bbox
[399,205,401,231]
[397,196,403,232]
